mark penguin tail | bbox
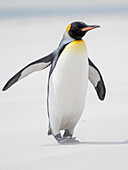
[48,129,52,135]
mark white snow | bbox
[0,14,128,170]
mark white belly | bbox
[49,40,88,135]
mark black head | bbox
[67,21,100,40]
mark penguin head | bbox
[67,21,100,40]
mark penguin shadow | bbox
[40,140,128,147]
[79,140,128,145]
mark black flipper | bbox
[88,58,106,100]
[2,53,55,91]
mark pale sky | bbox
[0,0,128,8]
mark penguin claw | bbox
[58,137,80,145]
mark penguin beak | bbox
[81,25,100,32]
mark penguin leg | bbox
[63,129,72,137]
[54,129,79,145]
[54,130,80,145]
[55,133,62,142]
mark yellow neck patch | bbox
[61,40,87,55]
[66,24,71,34]
[71,40,86,54]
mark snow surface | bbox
[0,14,128,170]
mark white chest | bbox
[49,40,88,129]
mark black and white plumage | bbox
[2,54,105,101]
[88,58,106,100]
[2,54,54,91]
[2,21,106,144]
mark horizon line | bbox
[0,5,128,19]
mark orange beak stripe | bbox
[81,27,94,31]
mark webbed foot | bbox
[58,136,80,145]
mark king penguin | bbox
[2,21,106,144]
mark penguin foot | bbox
[58,136,80,145]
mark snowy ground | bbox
[0,14,128,169]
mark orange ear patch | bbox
[66,24,71,34]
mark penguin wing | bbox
[88,58,106,100]
[2,53,55,91]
